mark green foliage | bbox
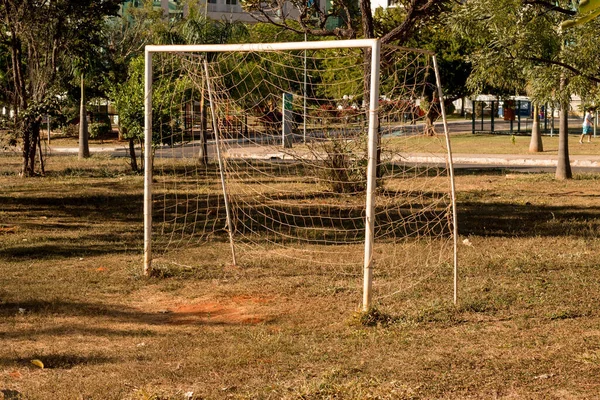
[109,57,144,140]
[89,122,112,139]
[247,22,304,43]
[106,6,252,147]
[450,0,600,106]
[109,56,189,145]
[375,6,473,103]
[318,50,364,102]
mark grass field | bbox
[443,133,600,155]
[2,152,600,399]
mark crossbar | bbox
[145,39,378,54]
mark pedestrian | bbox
[580,109,594,143]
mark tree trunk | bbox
[117,119,124,141]
[21,118,30,176]
[78,73,90,159]
[423,92,439,135]
[129,136,138,172]
[37,134,45,175]
[529,103,543,152]
[556,105,572,180]
[21,116,41,177]
[199,85,208,166]
[425,106,437,136]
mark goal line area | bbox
[143,39,458,309]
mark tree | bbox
[0,0,120,176]
[241,0,446,44]
[109,56,145,171]
[374,6,473,132]
[103,2,166,171]
[240,0,448,103]
[450,0,600,179]
[106,4,250,171]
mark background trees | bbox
[105,4,251,171]
[451,0,600,179]
[0,0,121,176]
[3,0,599,179]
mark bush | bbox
[316,135,367,194]
[89,122,112,139]
[62,123,78,137]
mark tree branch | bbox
[522,0,576,16]
[380,0,445,44]
[524,56,600,84]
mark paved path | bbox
[44,117,600,171]
[45,142,600,172]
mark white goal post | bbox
[143,39,458,310]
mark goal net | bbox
[143,39,458,309]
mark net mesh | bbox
[149,43,455,305]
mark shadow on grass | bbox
[0,190,143,260]
[0,325,156,340]
[0,299,269,327]
[1,242,140,260]
[0,192,142,223]
[0,354,117,369]
[158,193,600,244]
[458,202,600,237]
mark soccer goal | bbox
[143,39,458,310]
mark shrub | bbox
[89,122,112,139]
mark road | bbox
[46,117,600,173]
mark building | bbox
[370,0,399,11]
[121,0,341,25]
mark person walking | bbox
[580,109,594,143]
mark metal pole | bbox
[490,101,495,133]
[471,102,475,134]
[303,32,307,144]
[433,55,459,305]
[146,38,381,54]
[480,102,484,131]
[143,49,153,275]
[362,40,381,312]
[203,59,237,267]
[517,100,521,133]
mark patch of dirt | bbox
[169,296,273,325]
[135,295,276,326]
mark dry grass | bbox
[2,153,600,399]
[386,132,600,156]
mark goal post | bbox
[143,39,458,310]
[363,40,381,311]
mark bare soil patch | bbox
[152,296,274,325]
